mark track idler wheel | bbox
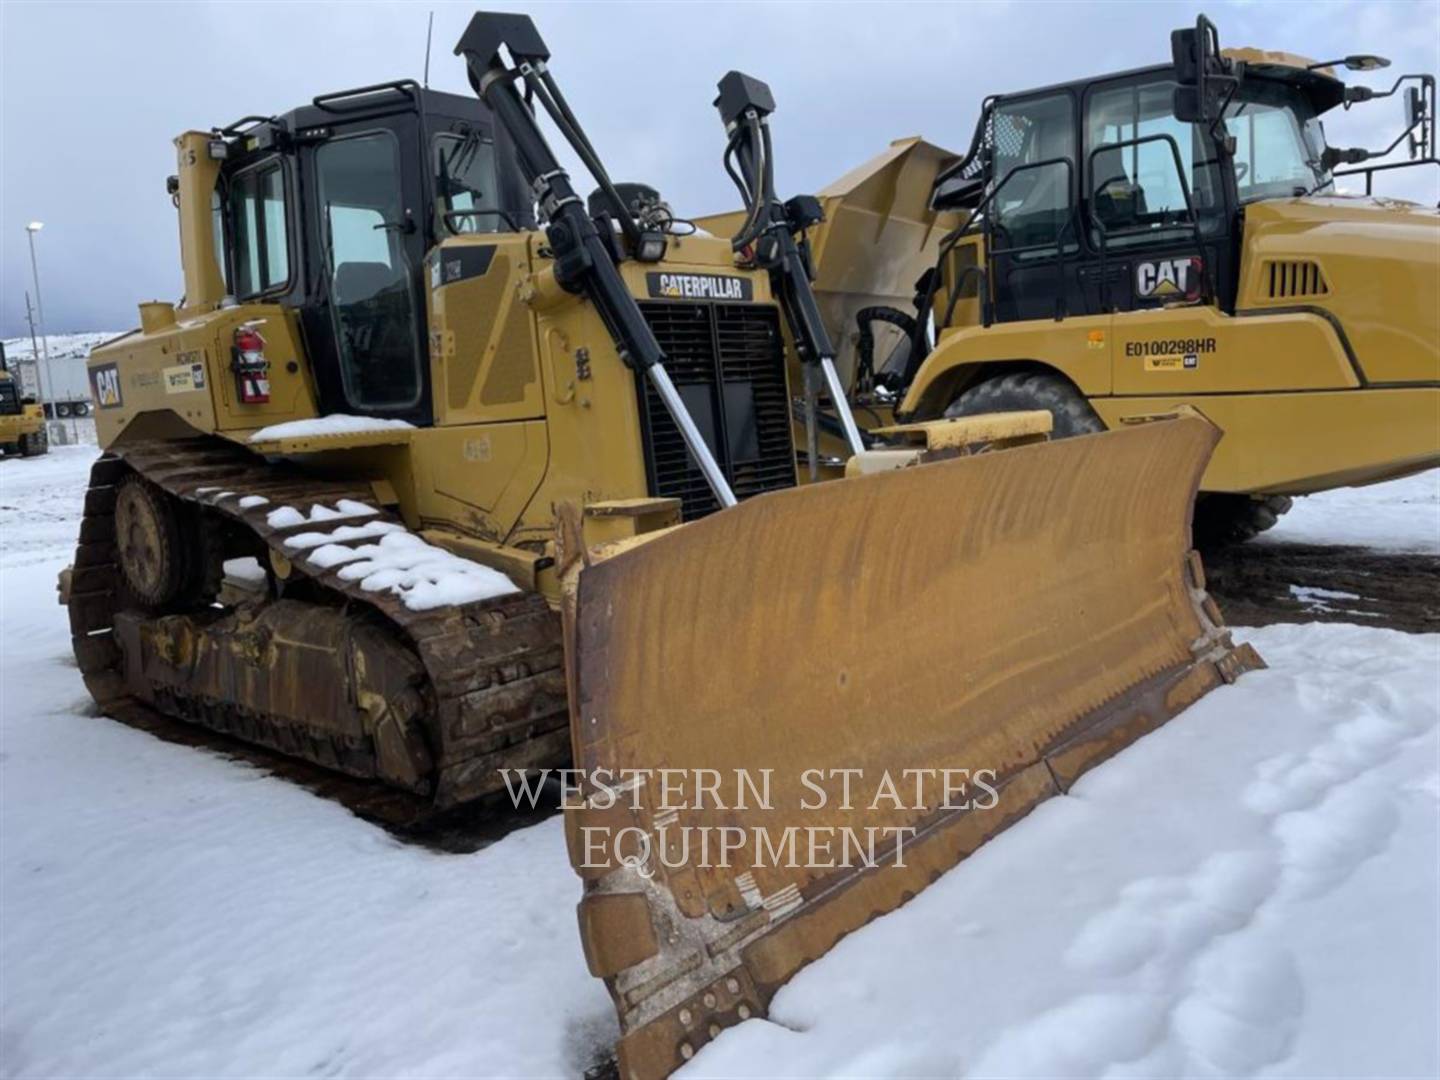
[114,474,219,608]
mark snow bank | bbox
[248,415,415,443]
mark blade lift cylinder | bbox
[456,13,737,509]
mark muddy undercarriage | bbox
[68,438,571,821]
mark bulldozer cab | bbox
[209,83,534,426]
[930,16,1426,326]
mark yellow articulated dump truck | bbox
[68,12,1261,1076]
[828,14,1438,545]
[0,352,49,457]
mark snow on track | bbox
[1,447,1436,1077]
[248,415,416,443]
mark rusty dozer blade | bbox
[562,414,1262,1078]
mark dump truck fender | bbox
[900,314,1116,419]
[901,356,1090,421]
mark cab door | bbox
[1077,75,1237,394]
[985,90,1086,323]
[303,116,432,424]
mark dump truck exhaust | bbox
[562,412,1262,1077]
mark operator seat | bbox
[1091,145,1148,231]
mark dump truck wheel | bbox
[945,370,1104,438]
[1192,493,1294,549]
[946,372,1291,546]
[19,429,48,457]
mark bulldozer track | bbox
[68,438,570,843]
[1204,541,1440,635]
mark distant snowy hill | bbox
[1,332,125,402]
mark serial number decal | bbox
[1124,338,1217,357]
[646,272,753,301]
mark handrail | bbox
[980,155,1076,323]
[312,80,421,112]
[1085,132,1208,310]
[442,207,523,233]
[217,115,272,137]
[1335,156,1440,197]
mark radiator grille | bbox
[637,301,796,521]
[1265,260,1329,299]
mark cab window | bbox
[989,93,1077,257]
[229,159,290,297]
[1225,82,1328,201]
[1085,79,1224,246]
[210,184,230,293]
[315,129,423,411]
[433,132,502,235]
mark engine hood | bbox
[1240,195,1440,384]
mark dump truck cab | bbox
[895,15,1439,540]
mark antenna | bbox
[423,11,435,88]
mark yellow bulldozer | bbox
[801,14,1437,546]
[65,11,1277,1077]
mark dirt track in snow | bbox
[1204,542,1440,635]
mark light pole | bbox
[25,221,71,442]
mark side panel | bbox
[1238,199,1440,385]
[426,236,546,425]
[408,421,549,543]
[1092,387,1440,493]
[1110,307,1359,395]
[88,305,318,448]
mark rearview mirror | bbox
[1173,86,1204,124]
[1344,54,1390,72]
[1170,14,1231,124]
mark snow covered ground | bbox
[1,450,1436,1078]
[1264,469,1440,554]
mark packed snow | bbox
[1,449,1436,1077]
[248,415,416,443]
[283,522,520,611]
[265,499,379,529]
[1264,468,1440,553]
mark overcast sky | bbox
[2,0,1436,338]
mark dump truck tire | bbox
[19,429,48,457]
[945,370,1104,438]
[947,372,1291,545]
[1193,492,1294,548]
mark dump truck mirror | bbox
[1173,86,1204,123]
[1170,14,1228,124]
[1344,54,1390,71]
